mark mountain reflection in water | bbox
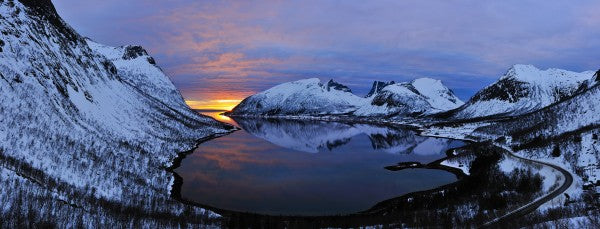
[175,112,464,215]
[234,117,463,155]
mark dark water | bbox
[175,112,464,216]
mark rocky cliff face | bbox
[365,81,396,98]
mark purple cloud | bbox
[54,0,600,101]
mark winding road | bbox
[417,122,574,227]
[482,145,574,227]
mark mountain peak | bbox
[502,64,594,83]
[502,64,542,81]
[365,80,395,98]
[231,77,462,117]
[326,79,352,93]
[122,45,156,65]
[510,64,538,70]
[18,0,55,13]
[411,77,445,88]
[122,45,149,59]
[18,0,80,42]
[451,65,597,119]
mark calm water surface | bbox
[175,112,464,215]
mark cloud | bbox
[174,52,282,78]
[53,0,600,103]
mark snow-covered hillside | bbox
[86,40,191,111]
[474,82,600,186]
[0,0,232,227]
[365,80,395,97]
[228,78,463,117]
[229,78,366,116]
[356,78,464,116]
[420,69,600,226]
[447,64,597,119]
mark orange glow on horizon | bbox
[185,99,242,111]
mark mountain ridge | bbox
[0,0,232,226]
[438,64,597,120]
[228,77,464,117]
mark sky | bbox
[53,0,600,110]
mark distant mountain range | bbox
[227,77,464,117]
[229,64,598,121]
[227,63,600,192]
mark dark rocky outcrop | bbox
[122,45,156,65]
[326,79,352,93]
[18,0,80,42]
[365,81,395,98]
[122,46,148,60]
[470,78,530,103]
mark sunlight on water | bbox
[185,100,241,111]
[200,111,238,126]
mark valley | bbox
[1,0,598,228]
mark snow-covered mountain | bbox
[230,78,365,116]
[228,78,463,117]
[474,80,600,186]
[446,64,597,119]
[86,40,191,111]
[365,80,395,98]
[0,0,232,227]
[355,78,464,116]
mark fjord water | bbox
[175,112,463,215]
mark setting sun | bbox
[185,99,242,111]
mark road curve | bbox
[482,146,574,227]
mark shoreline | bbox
[165,117,476,225]
[167,115,574,227]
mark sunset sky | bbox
[53,0,600,110]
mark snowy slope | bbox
[0,0,231,226]
[229,78,463,117]
[412,78,464,110]
[449,64,597,119]
[86,40,192,112]
[365,80,395,98]
[229,78,366,116]
[356,78,464,116]
[474,82,600,186]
